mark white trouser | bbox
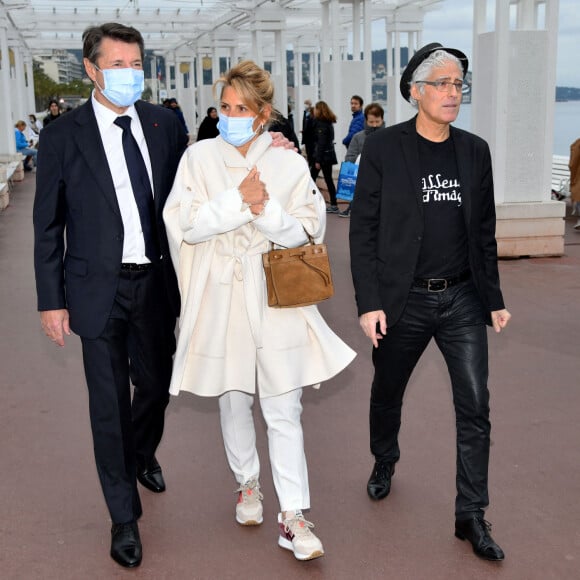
[218,388,310,512]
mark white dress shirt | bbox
[91,92,155,264]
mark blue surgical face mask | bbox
[218,113,259,147]
[95,66,144,108]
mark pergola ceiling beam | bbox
[2,1,441,54]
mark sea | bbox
[453,100,579,157]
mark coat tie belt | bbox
[217,247,266,348]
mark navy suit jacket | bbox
[349,116,505,327]
[33,99,189,339]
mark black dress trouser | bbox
[80,265,175,524]
[370,280,491,518]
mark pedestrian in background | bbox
[342,94,364,149]
[301,99,316,168]
[14,120,37,171]
[166,97,189,135]
[568,137,580,228]
[42,99,61,127]
[196,106,219,141]
[310,100,339,213]
[339,102,385,218]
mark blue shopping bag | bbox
[336,161,359,201]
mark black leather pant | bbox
[370,280,491,517]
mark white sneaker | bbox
[574,219,580,230]
[278,511,324,561]
[235,478,263,525]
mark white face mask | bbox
[217,113,259,147]
[95,66,144,108]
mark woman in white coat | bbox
[163,60,355,561]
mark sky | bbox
[417,0,579,88]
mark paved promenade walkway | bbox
[1,173,579,579]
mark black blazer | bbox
[33,99,189,339]
[349,116,505,327]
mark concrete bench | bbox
[551,154,570,200]
[0,158,24,211]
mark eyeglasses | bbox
[415,80,467,93]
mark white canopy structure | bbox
[1,0,442,53]
[1,0,443,145]
[0,0,566,257]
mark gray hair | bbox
[408,50,464,108]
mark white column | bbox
[164,57,171,95]
[212,50,220,87]
[197,51,211,127]
[195,53,204,119]
[473,0,564,257]
[252,30,264,65]
[24,54,35,115]
[176,59,185,108]
[543,0,560,203]
[10,43,26,123]
[491,0,510,202]
[320,0,330,84]
[274,30,288,116]
[384,8,429,126]
[193,54,199,135]
[0,19,16,156]
[330,0,341,108]
[352,0,361,60]
[294,47,303,121]
[517,0,536,27]
[362,0,372,87]
[310,52,318,97]
[471,0,486,126]
[386,29,393,77]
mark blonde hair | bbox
[15,120,27,130]
[214,60,275,119]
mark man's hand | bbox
[491,309,511,333]
[239,167,269,215]
[270,131,297,151]
[359,310,387,348]
[40,309,71,347]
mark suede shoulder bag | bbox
[262,231,334,308]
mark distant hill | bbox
[556,87,580,101]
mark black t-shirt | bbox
[415,133,469,278]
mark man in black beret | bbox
[350,43,511,561]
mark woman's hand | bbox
[239,167,269,215]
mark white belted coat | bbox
[163,133,355,398]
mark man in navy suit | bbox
[350,43,511,561]
[33,23,188,567]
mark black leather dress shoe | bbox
[367,460,395,500]
[455,515,505,561]
[137,457,166,493]
[110,521,142,568]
